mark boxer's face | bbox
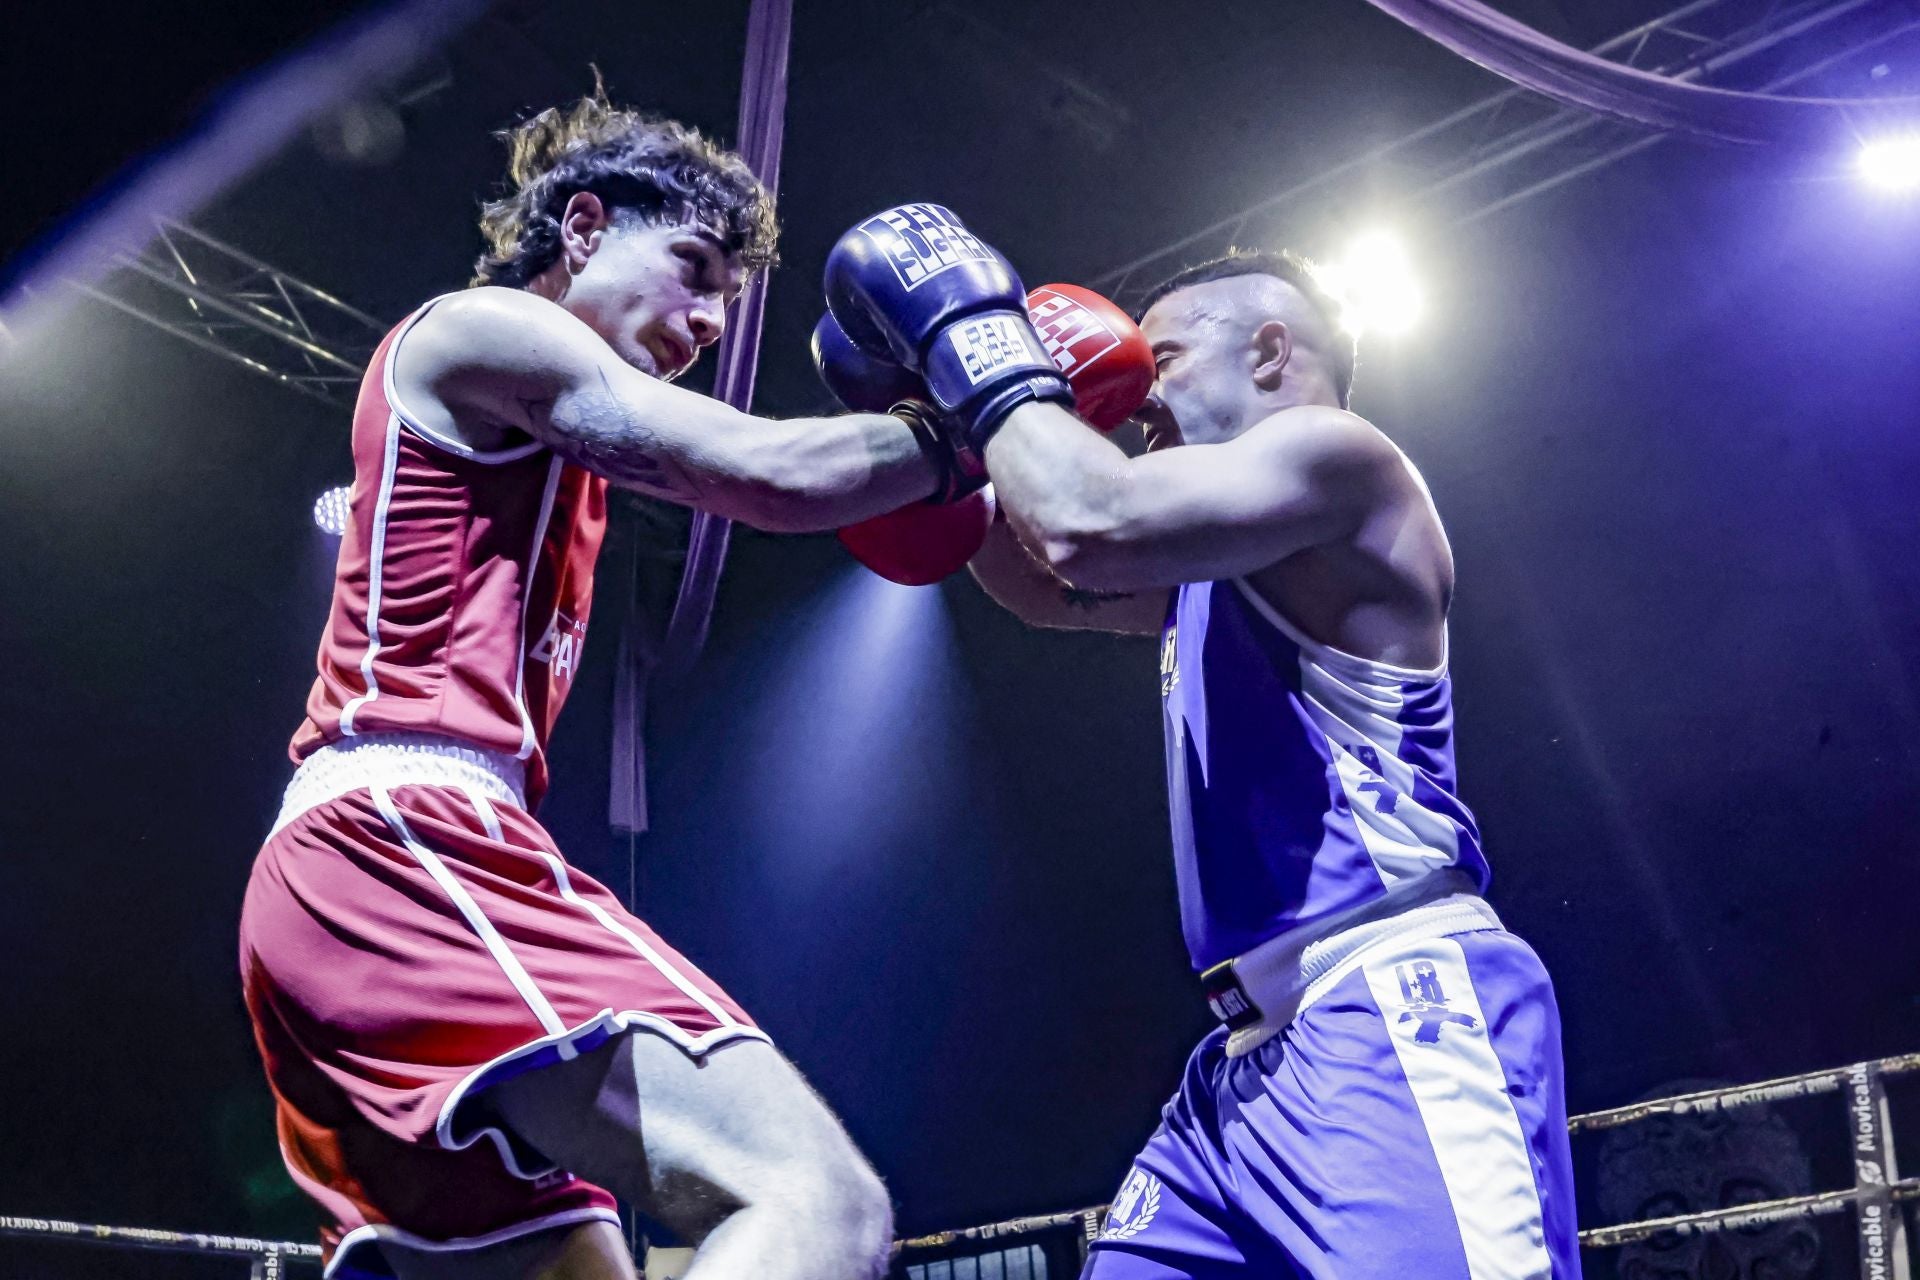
[564,214,744,382]
[1139,282,1260,448]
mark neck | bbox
[1273,368,1342,412]
[525,266,570,304]
[1229,378,1339,435]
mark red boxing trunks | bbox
[239,734,766,1274]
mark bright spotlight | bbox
[1319,229,1424,338]
[312,484,353,536]
[1858,134,1920,193]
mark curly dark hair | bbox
[471,84,778,288]
[1140,249,1356,408]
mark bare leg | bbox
[486,1031,893,1280]
[383,1219,637,1280]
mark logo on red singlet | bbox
[1027,288,1122,374]
[531,610,588,685]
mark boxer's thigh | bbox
[1230,928,1573,1280]
[383,1218,636,1280]
[488,1029,887,1242]
[1447,929,1581,1278]
[1080,1150,1291,1280]
[1082,1033,1298,1280]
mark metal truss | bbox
[73,219,388,408]
[58,1,1920,405]
[1093,0,1920,304]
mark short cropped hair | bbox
[1139,249,1356,408]
[472,83,778,288]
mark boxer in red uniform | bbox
[239,91,957,1280]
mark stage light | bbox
[1320,229,1424,338]
[1858,134,1920,193]
[312,484,352,536]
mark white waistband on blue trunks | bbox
[271,732,527,836]
[1207,870,1503,1058]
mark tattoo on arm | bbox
[521,370,706,502]
[1060,585,1136,611]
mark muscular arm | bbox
[968,501,1167,634]
[401,288,939,532]
[982,400,1404,593]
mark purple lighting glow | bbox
[734,568,968,882]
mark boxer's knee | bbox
[783,1139,892,1266]
[494,1031,891,1270]
[703,1083,892,1268]
[384,1219,636,1280]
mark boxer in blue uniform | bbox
[962,250,1582,1279]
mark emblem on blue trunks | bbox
[1099,1169,1162,1241]
[1394,960,1478,1044]
[1159,628,1178,697]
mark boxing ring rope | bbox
[8,1051,1915,1275]
[0,1215,320,1276]
[1566,1051,1920,1133]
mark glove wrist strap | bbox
[958,375,1075,457]
[892,401,987,505]
[921,309,1075,455]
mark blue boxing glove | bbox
[810,311,984,503]
[824,203,1074,461]
[810,310,927,414]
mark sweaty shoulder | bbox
[1235,405,1421,534]
[1241,405,1451,656]
[401,287,596,385]
[1245,405,1402,480]
[392,288,598,455]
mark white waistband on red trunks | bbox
[1218,870,1503,1058]
[272,732,528,836]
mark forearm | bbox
[542,369,938,531]
[968,509,1064,624]
[723,411,943,533]
[983,402,1139,587]
[969,502,1164,634]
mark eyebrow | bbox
[681,231,744,299]
[1150,339,1181,356]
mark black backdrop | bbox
[3,0,1919,1272]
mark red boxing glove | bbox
[1024,283,1155,432]
[836,487,993,587]
[837,286,1147,587]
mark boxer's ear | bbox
[1251,321,1292,391]
[558,191,615,269]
